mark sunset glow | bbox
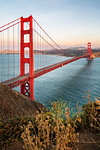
[0,0,100,48]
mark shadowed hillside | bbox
[0,85,46,122]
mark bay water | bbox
[0,54,100,113]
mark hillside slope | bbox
[0,85,46,122]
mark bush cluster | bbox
[0,94,100,150]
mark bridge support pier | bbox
[20,15,34,100]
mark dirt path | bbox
[77,131,100,150]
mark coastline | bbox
[1,50,100,58]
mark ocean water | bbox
[0,54,100,112]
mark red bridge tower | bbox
[20,15,34,100]
[87,42,91,60]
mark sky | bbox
[0,0,100,48]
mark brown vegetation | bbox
[0,86,100,150]
[21,98,100,150]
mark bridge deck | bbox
[0,55,88,88]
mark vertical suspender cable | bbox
[40,27,41,68]
[45,33,47,67]
[39,27,40,69]
[35,22,37,70]
[0,32,2,82]
[41,30,43,68]
[13,26,15,76]
[18,23,19,75]
[7,29,9,79]
[34,21,35,70]
[3,32,4,81]
[37,25,38,69]
[38,27,40,69]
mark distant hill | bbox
[1,47,100,57]
[34,48,100,57]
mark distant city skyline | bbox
[0,0,100,48]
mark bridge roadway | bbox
[0,54,88,88]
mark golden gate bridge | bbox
[0,15,92,101]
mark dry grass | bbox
[0,92,100,150]
[21,101,81,150]
[81,91,100,132]
[21,95,100,150]
[0,117,36,149]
